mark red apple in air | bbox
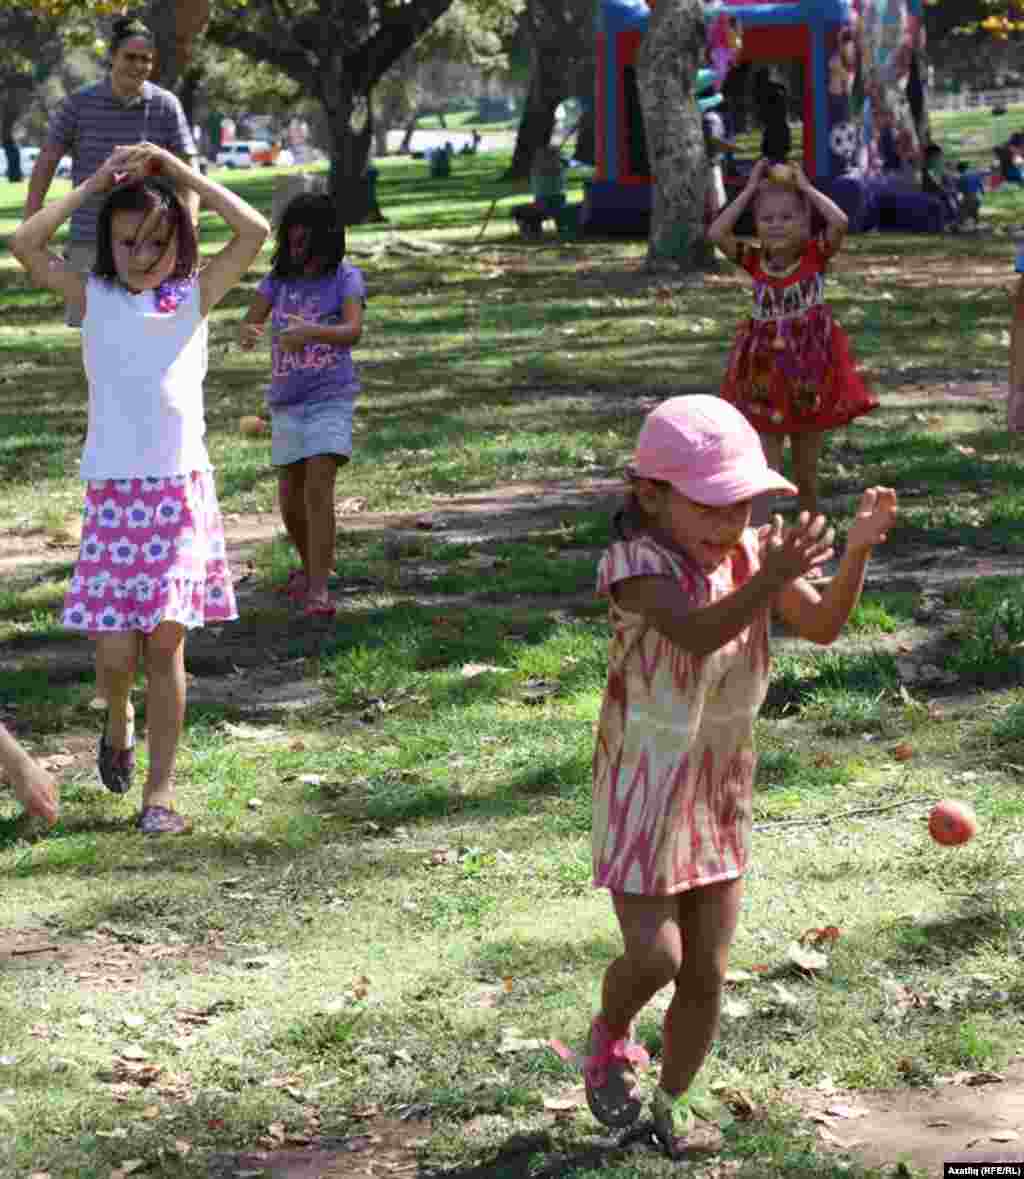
[928,800,978,846]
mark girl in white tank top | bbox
[11,142,269,835]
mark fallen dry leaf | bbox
[892,742,915,762]
[786,941,828,973]
[172,1140,191,1157]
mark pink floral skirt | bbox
[62,471,237,635]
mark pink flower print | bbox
[168,474,186,489]
[69,575,84,595]
[64,603,94,629]
[175,529,196,557]
[140,477,167,493]
[83,501,97,523]
[132,572,157,603]
[80,533,107,564]
[109,536,140,566]
[207,582,227,606]
[95,604,126,631]
[97,498,124,529]
[86,571,111,598]
[125,499,154,529]
[155,497,183,526]
[142,535,172,565]
[113,479,134,494]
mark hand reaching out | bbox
[759,511,835,585]
[846,487,897,551]
[238,321,264,350]
[278,314,311,353]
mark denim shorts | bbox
[270,396,355,467]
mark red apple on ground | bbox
[928,800,978,846]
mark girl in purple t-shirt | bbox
[240,194,365,617]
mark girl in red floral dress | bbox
[709,159,877,518]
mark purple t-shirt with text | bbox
[257,263,365,408]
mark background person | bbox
[24,14,199,306]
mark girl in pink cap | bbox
[575,395,895,1157]
[710,160,878,519]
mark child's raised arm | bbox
[793,164,849,254]
[613,512,833,657]
[707,157,768,260]
[239,291,273,350]
[0,723,58,826]
[119,143,270,316]
[773,487,897,645]
[9,151,127,312]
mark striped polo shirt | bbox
[46,77,196,245]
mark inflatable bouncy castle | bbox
[586,0,933,235]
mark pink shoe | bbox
[276,569,308,602]
[582,1016,648,1129]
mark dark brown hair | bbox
[110,15,153,55]
[270,193,346,280]
[613,469,668,541]
[94,178,198,283]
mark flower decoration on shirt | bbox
[154,277,194,315]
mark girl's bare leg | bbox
[303,454,342,602]
[601,893,687,1037]
[659,878,744,1096]
[141,621,186,811]
[278,460,310,583]
[790,430,825,520]
[96,632,140,749]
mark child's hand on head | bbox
[759,511,835,584]
[845,487,897,552]
[748,158,769,187]
[239,321,264,350]
[278,314,311,353]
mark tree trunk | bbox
[323,78,385,225]
[505,47,563,180]
[637,0,714,273]
[143,0,209,91]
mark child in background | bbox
[239,194,366,618]
[956,161,984,229]
[11,142,269,835]
[583,395,896,1157]
[1008,241,1024,431]
[0,724,59,827]
[709,159,877,520]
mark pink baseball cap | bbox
[632,395,797,505]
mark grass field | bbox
[0,113,1024,1179]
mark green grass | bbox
[1,129,1024,1179]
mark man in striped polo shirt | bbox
[24,15,199,323]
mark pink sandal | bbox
[551,1016,649,1129]
[276,569,308,602]
[302,594,337,619]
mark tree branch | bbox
[349,0,457,92]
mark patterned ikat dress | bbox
[592,531,770,897]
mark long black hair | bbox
[94,178,198,283]
[270,193,346,280]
